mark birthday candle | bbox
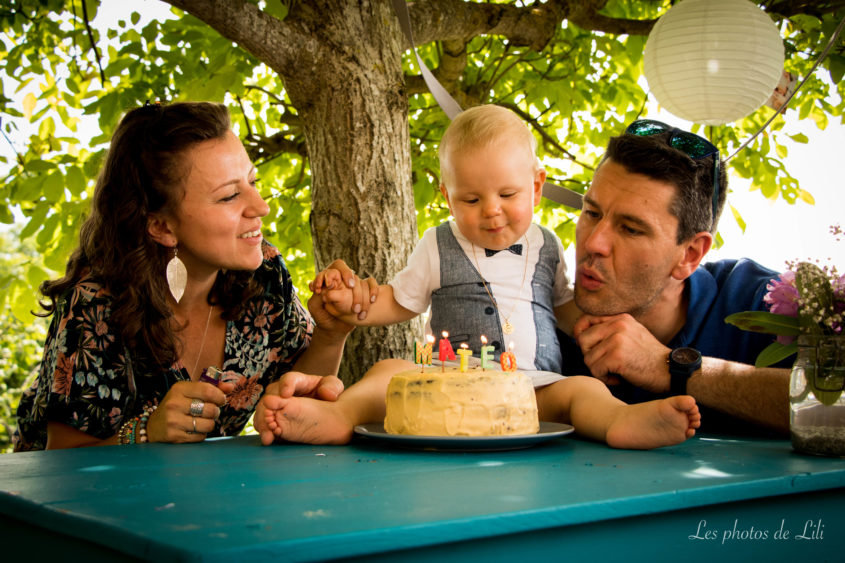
[414,340,423,365]
[480,335,494,370]
[439,331,456,371]
[414,335,434,369]
[422,335,434,366]
[457,343,472,372]
[500,342,517,372]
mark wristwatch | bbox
[668,347,702,395]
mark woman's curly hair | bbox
[40,102,263,369]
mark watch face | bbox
[672,347,701,365]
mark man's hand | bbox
[573,313,672,393]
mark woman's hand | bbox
[146,380,235,443]
[307,290,358,336]
[310,259,379,321]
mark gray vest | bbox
[429,223,562,372]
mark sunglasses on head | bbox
[624,119,721,227]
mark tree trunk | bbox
[282,1,420,384]
[165,0,422,383]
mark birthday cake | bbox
[384,367,539,436]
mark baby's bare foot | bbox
[265,395,355,445]
[605,395,701,450]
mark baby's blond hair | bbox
[439,104,539,187]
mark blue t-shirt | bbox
[560,258,786,432]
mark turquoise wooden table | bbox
[0,433,843,562]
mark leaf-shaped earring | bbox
[166,247,187,303]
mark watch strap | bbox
[670,369,693,396]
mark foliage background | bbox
[0,0,842,450]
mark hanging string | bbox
[726,14,845,162]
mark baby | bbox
[256,105,700,449]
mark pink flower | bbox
[776,334,796,346]
[764,271,799,317]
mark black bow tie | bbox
[485,244,523,257]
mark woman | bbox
[14,101,354,450]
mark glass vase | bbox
[789,335,845,457]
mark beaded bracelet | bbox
[118,403,158,445]
[118,417,135,445]
[136,403,157,444]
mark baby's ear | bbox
[533,167,546,207]
[439,184,454,214]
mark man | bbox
[561,120,789,434]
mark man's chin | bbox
[574,289,617,317]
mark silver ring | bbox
[189,399,205,417]
[192,417,197,433]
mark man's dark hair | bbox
[600,132,727,243]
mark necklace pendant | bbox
[503,320,514,335]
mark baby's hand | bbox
[310,267,346,294]
[322,285,357,316]
[309,259,380,321]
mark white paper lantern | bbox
[643,0,784,125]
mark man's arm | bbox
[688,359,789,434]
[573,313,789,434]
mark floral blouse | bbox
[14,243,313,451]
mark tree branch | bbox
[79,0,107,87]
[502,102,596,171]
[244,132,307,163]
[162,0,314,75]
[761,0,845,19]
[409,0,565,50]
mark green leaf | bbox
[22,92,37,118]
[264,1,290,21]
[828,54,845,85]
[42,171,65,201]
[754,341,798,367]
[18,204,49,240]
[797,189,815,205]
[0,206,13,224]
[729,204,746,233]
[725,310,801,335]
[65,166,87,196]
[25,160,57,172]
[14,175,47,201]
[10,280,37,321]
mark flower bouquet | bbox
[726,260,844,366]
[726,229,844,455]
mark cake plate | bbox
[353,422,574,452]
